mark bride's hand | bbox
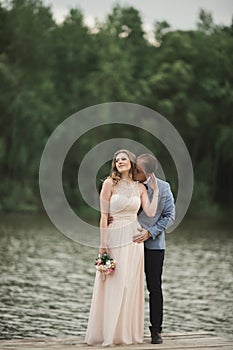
[99,247,109,255]
[147,173,159,194]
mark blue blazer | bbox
[138,178,175,250]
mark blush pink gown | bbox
[85,180,144,346]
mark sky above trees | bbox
[44,0,233,30]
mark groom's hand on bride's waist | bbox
[108,215,114,225]
[133,228,151,243]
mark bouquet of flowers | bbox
[95,253,116,280]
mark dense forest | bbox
[0,0,232,218]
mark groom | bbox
[133,153,175,344]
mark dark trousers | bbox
[144,248,165,333]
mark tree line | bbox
[0,0,232,218]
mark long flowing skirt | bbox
[85,219,144,346]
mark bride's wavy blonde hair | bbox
[109,149,136,184]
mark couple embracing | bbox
[85,149,175,346]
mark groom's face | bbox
[134,161,147,182]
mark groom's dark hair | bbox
[137,154,158,174]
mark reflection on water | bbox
[0,214,232,340]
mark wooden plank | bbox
[0,333,232,350]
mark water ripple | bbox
[0,215,232,340]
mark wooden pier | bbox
[0,332,232,350]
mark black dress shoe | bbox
[151,332,163,344]
[149,326,163,344]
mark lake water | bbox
[0,213,232,340]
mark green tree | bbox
[0,0,59,210]
[0,2,232,215]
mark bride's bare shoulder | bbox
[101,177,114,189]
[103,177,114,185]
[137,182,146,194]
[100,177,114,197]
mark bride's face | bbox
[115,153,131,174]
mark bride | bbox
[85,149,159,346]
